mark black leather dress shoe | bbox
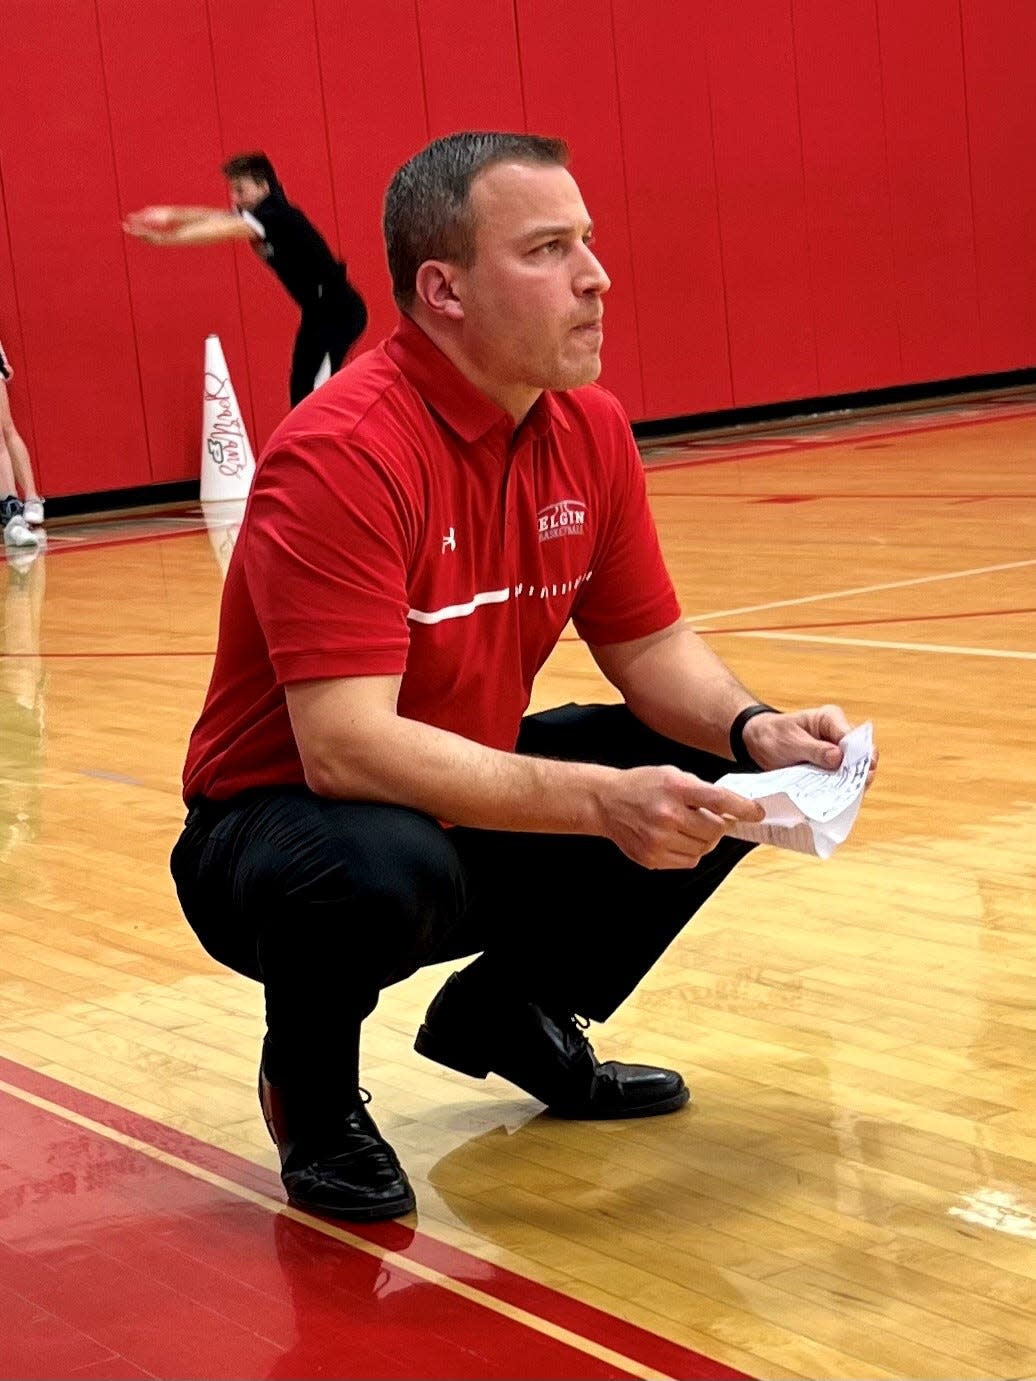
[259,1066,416,1221]
[414,972,690,1119]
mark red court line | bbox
[0,649,215,660]
[0,1055,753,1381]
[0,1086,634,1381]
[641,406,1036,473]
[41,527,208,556]
[557,605,1033,644]
[50,502,204,526]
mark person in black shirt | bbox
[124,152,368,406]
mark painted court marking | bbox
[641,403,1036,473]
[685,558,1036,623]
[0,1074,684,1381]
[723,631,1036,660]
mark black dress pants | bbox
[289,278,368,407]
[169,705,755,1083]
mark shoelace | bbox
[317,1087,403,1170]
[553,1010,593,1055]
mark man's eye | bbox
[535,240,562,255]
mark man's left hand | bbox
[742,706,879,787]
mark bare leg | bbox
[0,381,40,503]
[0,430,41,547]
[0,432,18,499]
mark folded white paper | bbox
[716,721,873,858]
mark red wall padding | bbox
[959,0,1036,373]
[791,0,903,395]
[700,0,820,407]
[2,0,150,496]
[0,165,38,470]
[417,0,526,138]
[612,0,733,418]
[0,0,1032,499]
[876,0,982,383]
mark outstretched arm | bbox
[123,206,258,246]
[126,205,221,228]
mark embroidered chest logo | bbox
[441,526,457,553]
[537,498,587,543]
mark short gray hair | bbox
[383,131,569,309]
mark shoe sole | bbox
[547,1084,692,1120]
[415,1026,692,1120]
[285,1187,417,1221]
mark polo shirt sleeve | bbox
[242,434,417,684]
[571,394,682,647]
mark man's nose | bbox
[577,244,610,296]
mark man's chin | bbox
[550,355,603,392]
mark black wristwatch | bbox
[729,703,780,769]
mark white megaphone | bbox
[200,334,255,503]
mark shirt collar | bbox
[385,315,569,443]
[254,188,285,213]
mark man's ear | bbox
[414,261,465,321]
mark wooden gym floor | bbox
[0,386,1033,1379]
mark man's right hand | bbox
[595,766,764,870]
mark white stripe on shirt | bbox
[408,588,510,625]
[240,209,266,238]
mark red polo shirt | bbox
[182,317,681,802]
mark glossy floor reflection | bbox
[0,1063,746,1380]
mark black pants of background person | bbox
[289,275,368,407]
[169,704,756,1091]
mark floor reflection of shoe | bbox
[3,515,41,548]
[21,498,45,526]
[259,1061,416,1221]
[415,969,691,1118]
[6,546,41,576]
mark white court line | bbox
[725,630,1036,660]
[687,558,1036,623]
